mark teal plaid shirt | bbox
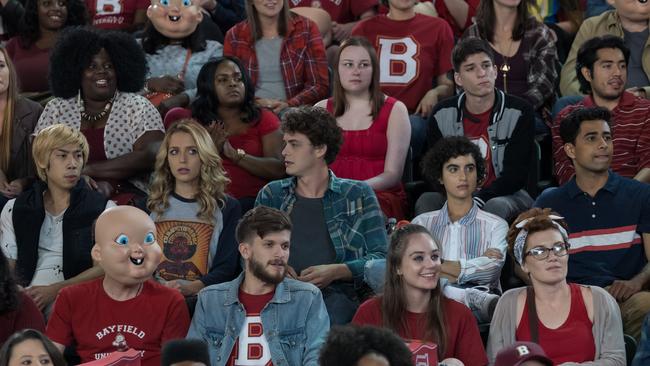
[255,171,388,281]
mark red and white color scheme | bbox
[227,290,275,366]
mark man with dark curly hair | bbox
[417,37,535,222]
[255,106,387,325]
[412,136,506,323]
[319,325,413,366]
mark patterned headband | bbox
[513,215,570,265]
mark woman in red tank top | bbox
[315,36,411,220]
[486,208,626,365]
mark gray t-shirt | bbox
[255,37,287,101]
[289,195,336,274]
[623,28,650,89]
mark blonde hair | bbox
[0,47,19,174]
[32,124,89,182]
[148,119,230,221]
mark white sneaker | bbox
[465,287,499,323]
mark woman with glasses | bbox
[487,207,625,365]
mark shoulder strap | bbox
[178,49,193,81]
[526,286,539,343]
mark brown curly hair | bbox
[507,208,569,259]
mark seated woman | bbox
[0,329,65,366]
[35,27,164,202]
[353,224,488,366]
[0,249,45,345]
[487,208,626,365]
[464,0,558,132]
[0,47,42,211]
[166,57,285,212]
[6,0,86,95]
[224,0,328,115]
[147,119,241,298]
[316,37,410,220]
[141,0,223,117]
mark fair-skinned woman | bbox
[487,208,626,365]
[316,37,410,220]
[353,224,488,366]
[0,330,66,366]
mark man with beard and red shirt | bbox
[186,206,330,366]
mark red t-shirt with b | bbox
[227,290,276,366]
[85,0,148,30]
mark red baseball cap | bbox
[494,342,553,366]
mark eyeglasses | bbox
[525,242,570,261]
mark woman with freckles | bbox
[315,36,410,220]
[487,208,625,365]
[352,224,488,366]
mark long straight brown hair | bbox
[0,47,18,175]
[475,0,530,43]
[381,224,448,358]
[244,0,292,42]
[331,37,384,119]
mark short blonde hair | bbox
[32,124,89,181]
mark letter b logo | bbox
[378,37,419,84]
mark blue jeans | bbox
[409,113,429,158]
[321,282,359,325]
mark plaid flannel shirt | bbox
[254,171,388,281]
[224,14,329,107]
[466,17,558,112]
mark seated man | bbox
[351,0,455,157]
[413,136,506,322]
[46,206,190,365]
[554,35,650,184]
[0,124,113,312]
[187,206,329,365]
[560,0,650,97]
[255,106,387,325]
[417,37,535,221]
[536,106,650,339]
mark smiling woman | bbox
[35,27,164,203]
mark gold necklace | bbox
[496,37,514,93]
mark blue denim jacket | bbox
[186,273,330,366]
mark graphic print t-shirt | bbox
[227,289,275,366]
[463,107,496,187]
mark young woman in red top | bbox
[352,224,488,366]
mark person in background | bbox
[0,329,66,366]
[319,325,413,366]
[160,339,210,366]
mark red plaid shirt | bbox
[224,15,329,107]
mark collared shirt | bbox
[534,172,650,287]
[255,171,388,281]
[224,14,329,107]
[412,202,507,289]
[187,273,330,366]
[553,91,650,184]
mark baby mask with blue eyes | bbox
[146,0,202,39]
[114,232,157,246]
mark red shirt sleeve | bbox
[46,288,74,346]
[350,0,378,18]
[435,21,454,78]
[257,109,281,136]
[14,292,46,333]
[352,297,383,327]
[135,0,148,11]
[443,299,488,366]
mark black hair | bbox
[319,325,413,366]
[18,0,87,49]
[161,339,210,366]
[452,37,495,72]
[559,106,612,144]
[191,56,260,126]
[49,26,147,98]
[236,206,292,244]
[0,329,67,366]
[0,250,18,314]
[576,35,630,95]
[141,20,206,54]
[281,106,343,165]
[421,136,485,192]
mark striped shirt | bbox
[411,203,508,289]
[535,172,650,287]
[254,171,388,281]
[553,91,650,184]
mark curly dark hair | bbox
[559,106,611,144]
[191,56,260,126]
[576,35,630,95]
[0,250,18,314]
[319,325,413,366]
[281,106,343,165]
[421,136,486,192]
[18,0,87,49]
[49,26,147,98]
[140,20,206,54]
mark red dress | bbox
[516,283,596,364]
[327,97,407,220]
